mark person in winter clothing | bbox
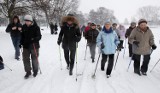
[0,55,4,70]
[85,23,99,62]
[97,19,120,78]
[81,25,86,37]
[117,24,126,49]
[57,14,81,76]
[125,22,136,57]
[84,22,91,34]
[129,19,157,76]
[20,15,42,79]
[6,16,22,60]
[112,23,119,35]
[97,25,102,31]
[54,23,58,34]
[50,22,55,35]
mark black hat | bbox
[91,23,96,26]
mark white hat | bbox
[24,15,33,22]
[104,19,111,25]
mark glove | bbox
[152,45,157,50]
[117,45,122,51]
[57,40,61,45]
[19,45,22,48]
[133,41,140,47]
[101,43,105,49]
[75,36,81,42]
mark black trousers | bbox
[134,54,150,73]
[64,49,76,71]
[101,54,114,75]
[128,43,132,57]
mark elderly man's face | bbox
[139,23,147,30]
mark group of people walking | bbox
[3,13,157,79]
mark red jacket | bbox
[85,26,90,33]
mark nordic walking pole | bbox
[92,53,101,79]
[150,58,160,73]
[114,50,120,70]
[127,54,134,72]
[0,60,12,71]
[123,39,127,58]
[84,42,88,60]
[76,43,78,81]
[33,43,42,74]
[59,45,63,70]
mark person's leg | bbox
[91,43,96,59]
[129,43,132,57]
[23,48,31,72]
[31,48,39,75]
[69,49,76,75]
[106,54,114,75]
[101,54,108,71]
[64,49,70,68]
[70,49,76,70]
[15,36,21,59]
[133,54,141,75]
[141,54,150,74]
[11,37,17,58]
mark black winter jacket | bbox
[20,23,42,49]
[85,29,99,43]
[58,23,81,50]
[6,23,22,37]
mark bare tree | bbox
[0,0,30,22]
[88,7,117,25]
[137,6,160,25]
[28,0,79,26]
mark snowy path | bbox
[0,27,160,93]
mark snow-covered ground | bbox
[0,26,160,93]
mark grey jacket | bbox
[129,27,155,55]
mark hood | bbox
[61,16,79,28]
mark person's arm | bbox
[149,30,155,46]
[114,32,120,46]
[58,27,64,44]
[96,32,103,47]
[75,27,81,42]
[34,26,42,42]
[129,29,137,44]
[6,24,12,33]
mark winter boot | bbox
[141,72,147,76]
[24,71,32,79]
[33,71,38,77]
[134,71,141,76]
[69,69,73,76]
[92,59,95,63]
[107,75,111,78]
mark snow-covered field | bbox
[0,26,160,93]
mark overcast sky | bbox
[78,0,160,23]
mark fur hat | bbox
[61,15,79,27]
[24,15,33,22]
[138,19,147,25]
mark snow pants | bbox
[101,54,114,75]
[23,48,39,73]
[88,43,96,59]
[64,49,76,71]
[133,54,150,73]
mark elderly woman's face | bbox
[105,23,111,30]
